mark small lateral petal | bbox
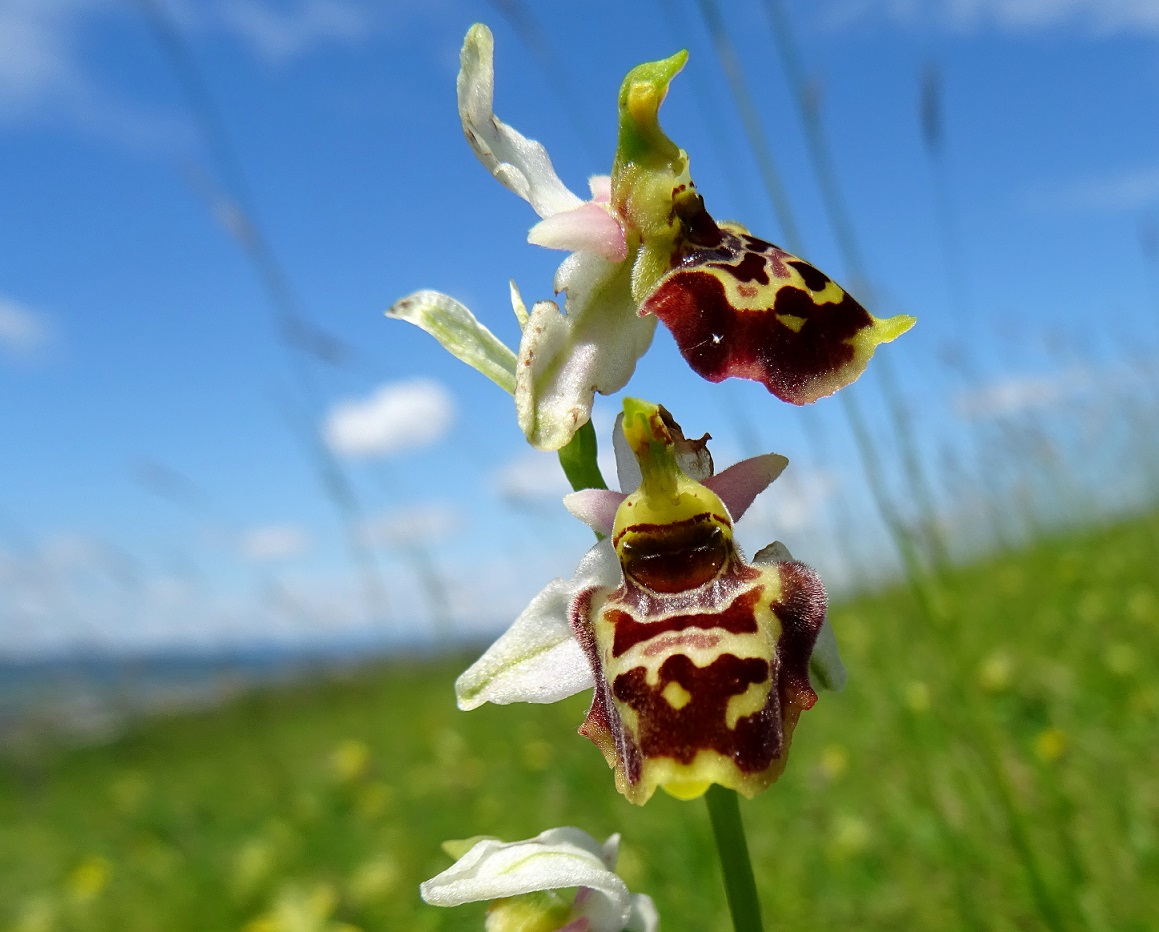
[529,202,628,263]
[509,280,530,329]
[589,175,612,202]
[564,488,627,536]
[703,452,789,521]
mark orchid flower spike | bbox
[455,399,845,805]
[388,24,913,451]
[420,827,659,932]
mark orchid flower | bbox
[420,827,659,932]
[456,399,845,805]
[388,24,914,451]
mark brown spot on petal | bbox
[613,653,780,773]
[723,251,772,285]
[610,586,762,658]
[645,226,877,404]
[645,267,872,404]
[788,259,831,293]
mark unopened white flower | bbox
[420,827,658,932]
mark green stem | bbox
[706,785,765,932]
[557,420,608,492]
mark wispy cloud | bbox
[954,367,1089,419]
[360,503,464,548]
[492,450,573,506]
[826,0,1159,34]
[214,0,371,63]
[0,296,54,357]
[0,0,189,149]
[1035,164,1159,212]
[736,470,840,536]
[323,378,455,459]
[0,0,97,118]
[0,0,377,142]
[240,524,312,561]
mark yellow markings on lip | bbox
[777,313,807,334]
[661,680,692,710]
[803,278,846,305]
[725,681,771,730]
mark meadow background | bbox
[2,0,1159,929]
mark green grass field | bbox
[3,512,1158,931]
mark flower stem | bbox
[705,785,765,932]
[557,420,608,492]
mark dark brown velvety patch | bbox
[788,259,831,293]
[612,653,781,773]
[646,227,873,403]
[615,513,731,593]
[644,268,872,404]
[609,586,763,658]
[772,561,828,710]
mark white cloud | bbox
[0,297,53,356]
[38,533,103,570]
[323,378,455,458]
[492,450,573,505]
[0,0,374,141]
[0,0,96,117]
[361,502,463,548]
[954,367,1089,419]
[826,0,1159,33]
[735,469,841,536]
[240,523,311,560]
[214,0,371,62]
[1039,164,1159,212]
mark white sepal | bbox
[458,24,583,220]
[516,253,655,450]
[454,577,590,710]
[809,613,847,692]
[387,290,516,395]
[626,894,660,932]
[455,540,620,710]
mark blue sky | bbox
[1,0,1158,656]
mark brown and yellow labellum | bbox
[640,195,914,405]
[570,400,827,805]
